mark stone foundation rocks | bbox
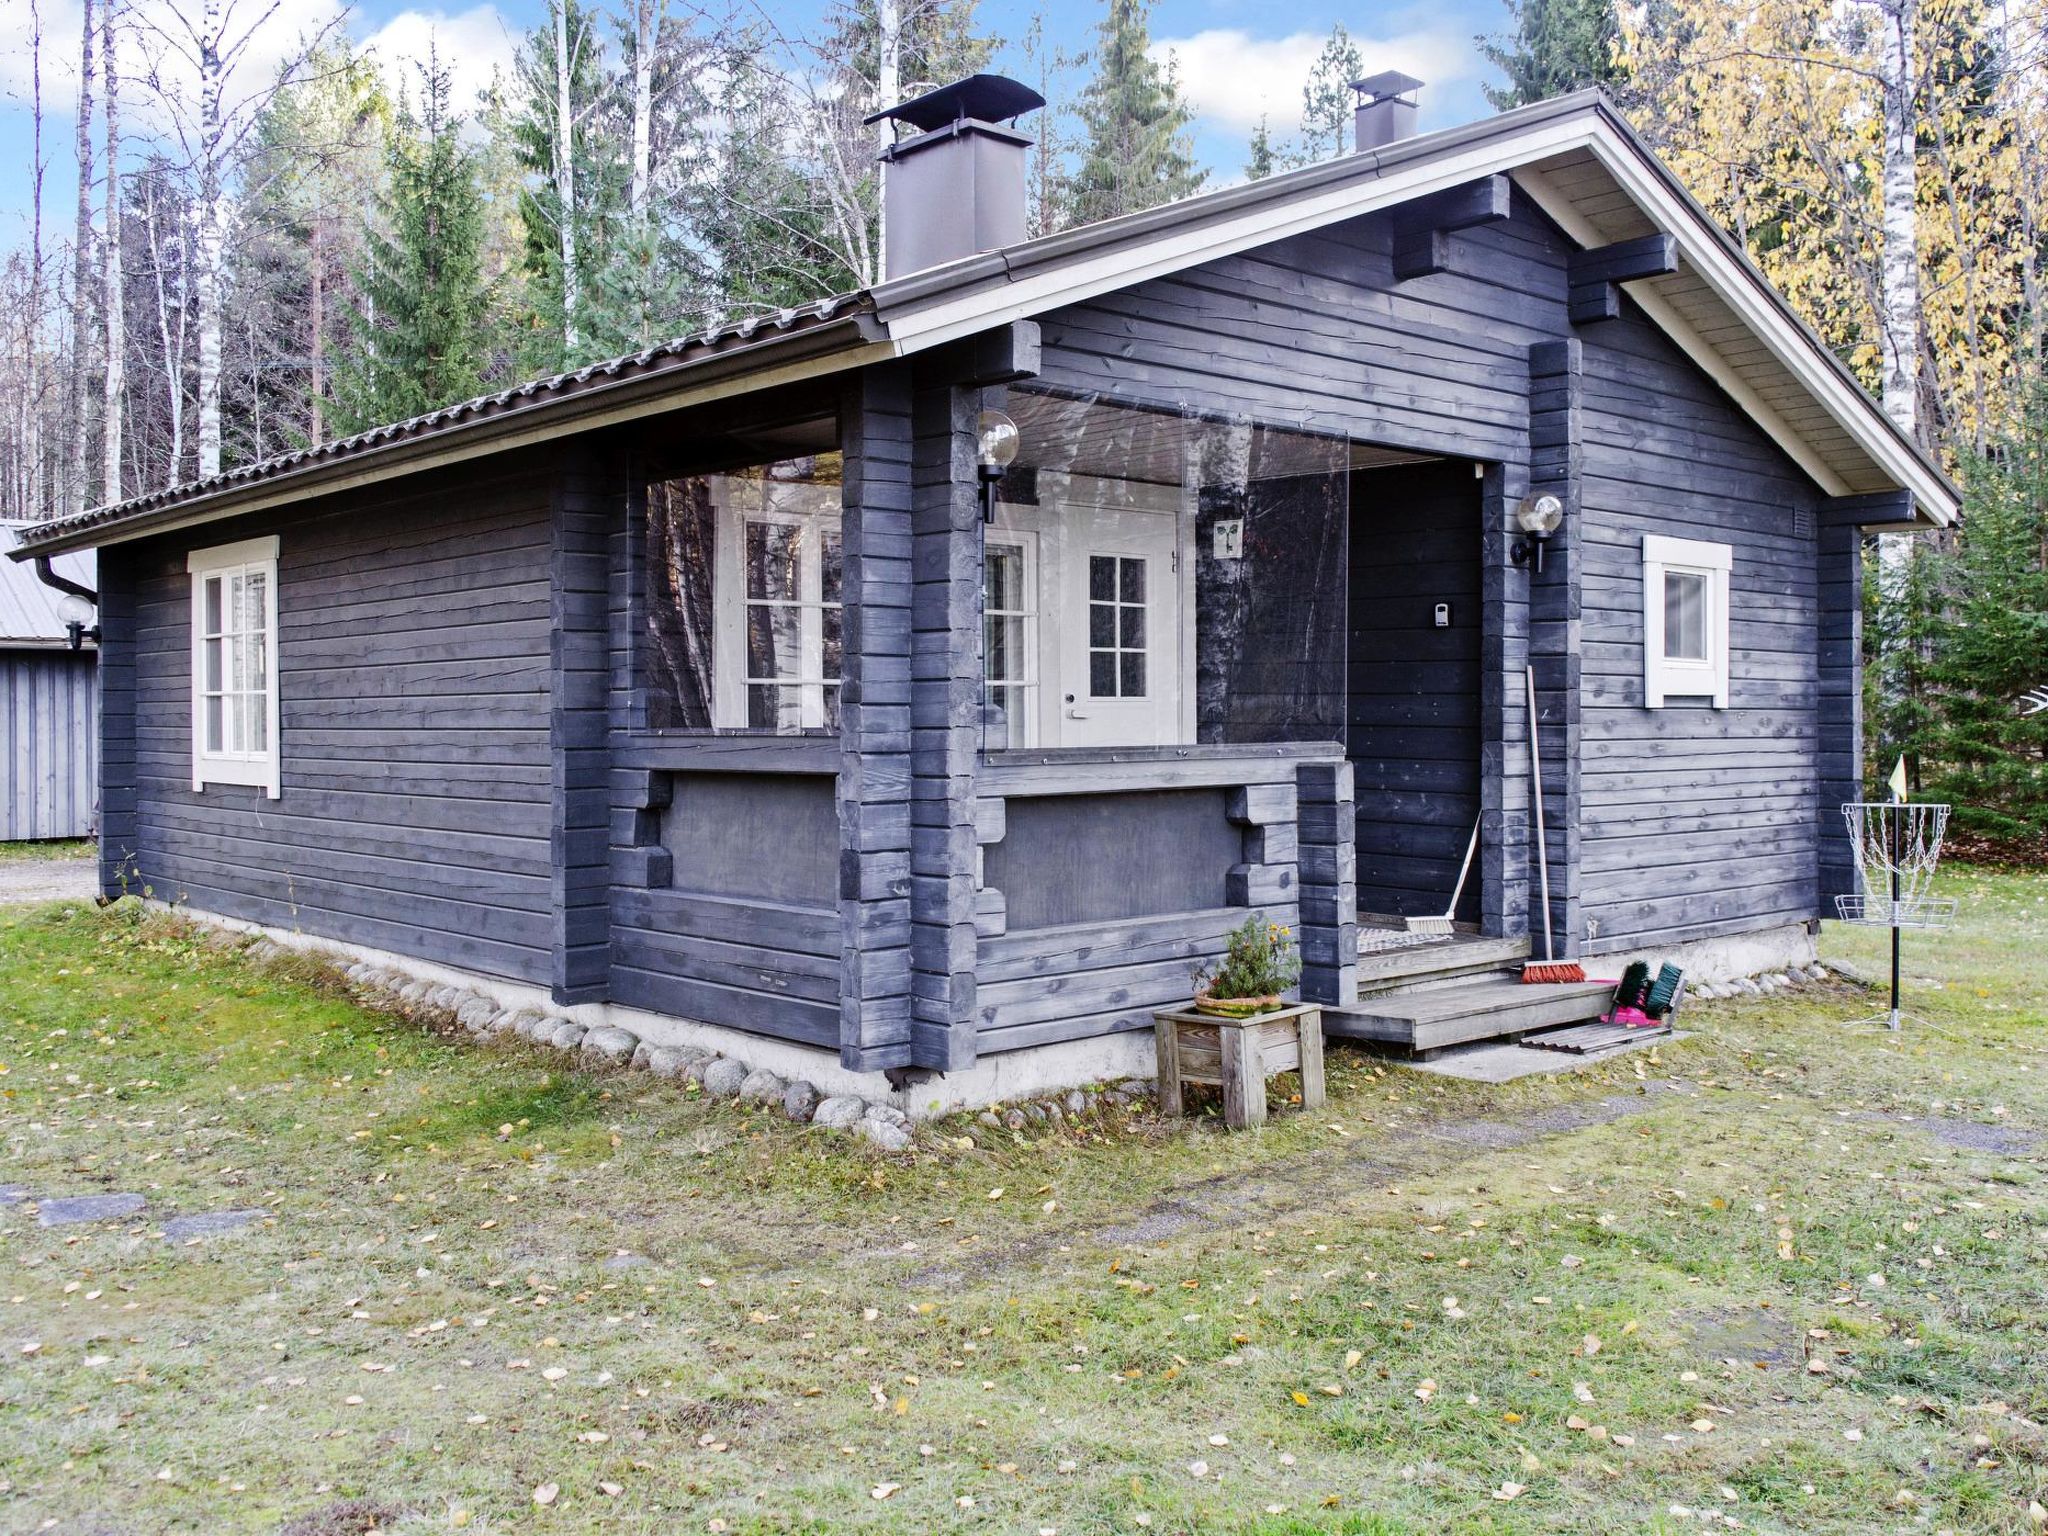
[1685,962,1835,1001]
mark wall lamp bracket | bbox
[975,408,1020,524]
[1510,492,1566,574]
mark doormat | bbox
[1357,929,1457,955]
[1521,1021,1673,1055]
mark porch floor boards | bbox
[1324,977,1616,1055]
[1332,929,1610,1054]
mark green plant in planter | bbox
[1192,913,1303,1017]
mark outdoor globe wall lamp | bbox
[1511,492,1565,574]
[55,591,100,651]
[976,408,1021,524]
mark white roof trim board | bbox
[10,90,1955,559]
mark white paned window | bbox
[1642,533,1731,709]
[188,536,282,795]
[710,468,842,733]
[983,536,1038,747]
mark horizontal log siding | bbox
[1034,197,1571,460]
[120,463,556,981]
[1576,305,1824,952]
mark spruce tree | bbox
[333,55,489,434]
[1885,370,2048,843]
[1064,0,1204,226]
[1478,0,1622,110]
[1244,117,1280,182]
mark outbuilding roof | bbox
[0,523,96,647]
[10,89,1957,560]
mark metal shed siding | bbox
[117,464,557,980]
[0,649,98,840]
[1575,304,1825,951]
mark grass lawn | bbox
[0,839,95,863]
[1,870,2044,1535]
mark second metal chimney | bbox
[869,74,1046,281]
[1352,71,1424,151]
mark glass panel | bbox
[225,692,246,755]
[642,453,843,732]
[204,637,223,692]
[746,522,803,601]
[747,684,802,731]
[1088,603,1115,647]
[1118,557,1145,604]
[986,547,1022,611]
[1002,387,1349,747]
[747,604,804,681]
[821,685,842,734]
[1088,556,1114,602]
[1665,571,1709,661]
[246,697,268,753]
[821,530,843,605]
[242,570,267,636]
[203,576,223,635]
[821,607,843,681]
[205,695,224,754]
[247,632,267,692]
[984,685,1021,749]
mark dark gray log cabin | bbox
[13,81,1957,1107]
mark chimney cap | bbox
[1351,70,1424,104]
[865,72,1046,131]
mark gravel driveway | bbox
[0,854,100,906]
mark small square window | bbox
[1643,534,1731,709]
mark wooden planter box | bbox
[1153,1002,1326,1130]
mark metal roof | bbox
[8,90,1958,560]
[0,522,95,647]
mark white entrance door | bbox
[1055,508,1181,747]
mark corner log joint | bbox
[1391,175,1512,280]
[1566,233,1679,325]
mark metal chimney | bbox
[868,74,1046,280]
[1352,71,1424,151]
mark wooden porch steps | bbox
[1323,976,1615,1055]
[1355,934,1531,997]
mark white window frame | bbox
[983,529,1040,748]
[710,489,842,733]
[1642,533,1731,709]
[188,535,282,796]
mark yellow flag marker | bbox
[1887,755,1910,803]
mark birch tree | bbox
[68,0,98,515]
[103,0,126,503]
[135,0,341,478]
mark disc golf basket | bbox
[1835,799,1957,1030]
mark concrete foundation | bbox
[1586,921,1816,985]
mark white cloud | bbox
[1153,26,1475,137]
[361,6,518,116]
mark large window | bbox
[1642,533,1732,708]
[984,389,1350,751]
[188,536,281,796]
[644,455,842,733]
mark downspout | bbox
[31,556,100,650]
[32,555,97,606]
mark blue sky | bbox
[0,0,1508,246]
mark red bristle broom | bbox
[1522,665,1586,984]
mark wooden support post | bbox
[1566,233,1679,324]
[1294,759,1356,1005]
[1221,1023,1263,1128]
[837,364,918,1072]
[1526,340,1583,957]
[549,448,618,1004]
[1816,496,1886,909]
[94,546,140,898]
